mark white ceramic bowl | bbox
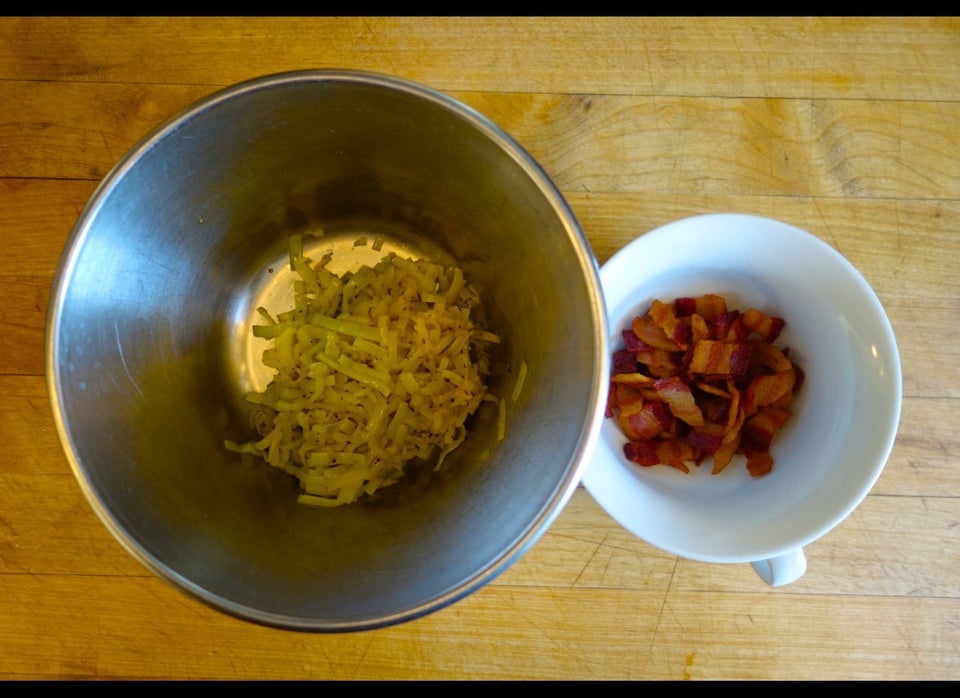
[582,213,902,584]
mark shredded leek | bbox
[226,244,500,507]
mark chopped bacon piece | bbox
[696,381,731,398]
[711,432,740,474]
[647,298,676,330]
[654,439,695,473]
[749,340,793,373]
[689,313,711,345]
[674,297,698,316]
[743,369,796,413]
[648,299,691,349]
[624,439,690,473]
[623,439,659,466]
[631,315,680,351]
[685,422,724,454]
[606,294,801,478]
[699,394,731,423]
[714,310,747,342]
[612,348,638,376]
[742,307,786,343]
[669,315,693,349]
[621,328,645,352]
[692,293,728,323]
[743,446,774,477]
[769,367,803,409]
[610,381,645,411]
[634,343,682,375]
[617,400,673,441]
[741,406,792,449]
[611,372,656,387]
[688,340,752,378]
[654,375,704,427]
[723,380,744,439]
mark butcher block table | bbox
[1,17,957,681]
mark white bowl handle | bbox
[750,548,807,586]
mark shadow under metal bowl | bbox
[46,70,608,631]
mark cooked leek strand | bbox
[226,245,500,507]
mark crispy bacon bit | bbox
[743,446,774,477]
[674,296,698,317]
[693,293,728,323]
[611,381,645,410]
[723,380,744,439]
[749,340,793,373]
[633,345,683,378]
[605,293,802,479]
[648,299,692,350]
[688,340,752,378]
[623,439,659,466]
[654,375,704,427]
[654,439,695,473]
[685,423,724,454]
[743,369,796,413]
[741,406,792,449]
[624,439,692,474]
[714,310,743,341]
[617,400,673,441]
[712,433,740,474]
[699,394,731,423]
[742,307,786,343]
[621,329,644,352]
[689,313,711,345]
[631,314,680,351]
[611,372,656,387]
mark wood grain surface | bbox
[0,16,957,680]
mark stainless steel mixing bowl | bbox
[46,70,608,631]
